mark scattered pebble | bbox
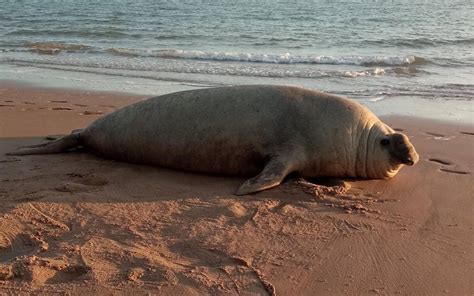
[0,266,14,280]
[127,267,145,281]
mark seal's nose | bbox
[408,148,419,165]
[404,156,415,166]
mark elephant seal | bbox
[8,85,419,195]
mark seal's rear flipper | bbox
[44,129,82,141]
[6,133,81,156]
[235,157,295,195]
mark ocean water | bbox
[0,0,473,117]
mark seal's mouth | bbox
[400,155,415,166]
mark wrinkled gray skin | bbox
[8,85,419,195]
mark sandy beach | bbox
[0,82,473,295]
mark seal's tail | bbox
[6,131,82,156]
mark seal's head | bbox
[384,132,419,167]
[364,123,419,179]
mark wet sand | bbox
[0,83,473,295]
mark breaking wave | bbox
[0,42,427,67]
[107,48,425,66]
[2,56,388,79]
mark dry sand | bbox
[0,82,473,295]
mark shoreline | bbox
[1,64,473,124]
[0,82,473,295]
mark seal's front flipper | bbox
[6,133,81,156]
[236,158,295,195]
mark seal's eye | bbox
[380,138,390,146]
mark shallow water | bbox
[1,0,473,104]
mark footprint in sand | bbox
[23,101,36,105]
[439,168,469,175]
[80,110,104,115]
[51,107,72,111]
[0,104,14,107]
[427,158,470,175]
[425,132,444,137]
[393,128,404,132]
[49,100,68,103]
[424,132,453,141]
[460,131,474,136]
[427,158,452,165]
[55,173,109,193]
[73,104,88,107]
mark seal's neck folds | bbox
[358,121,402,179]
